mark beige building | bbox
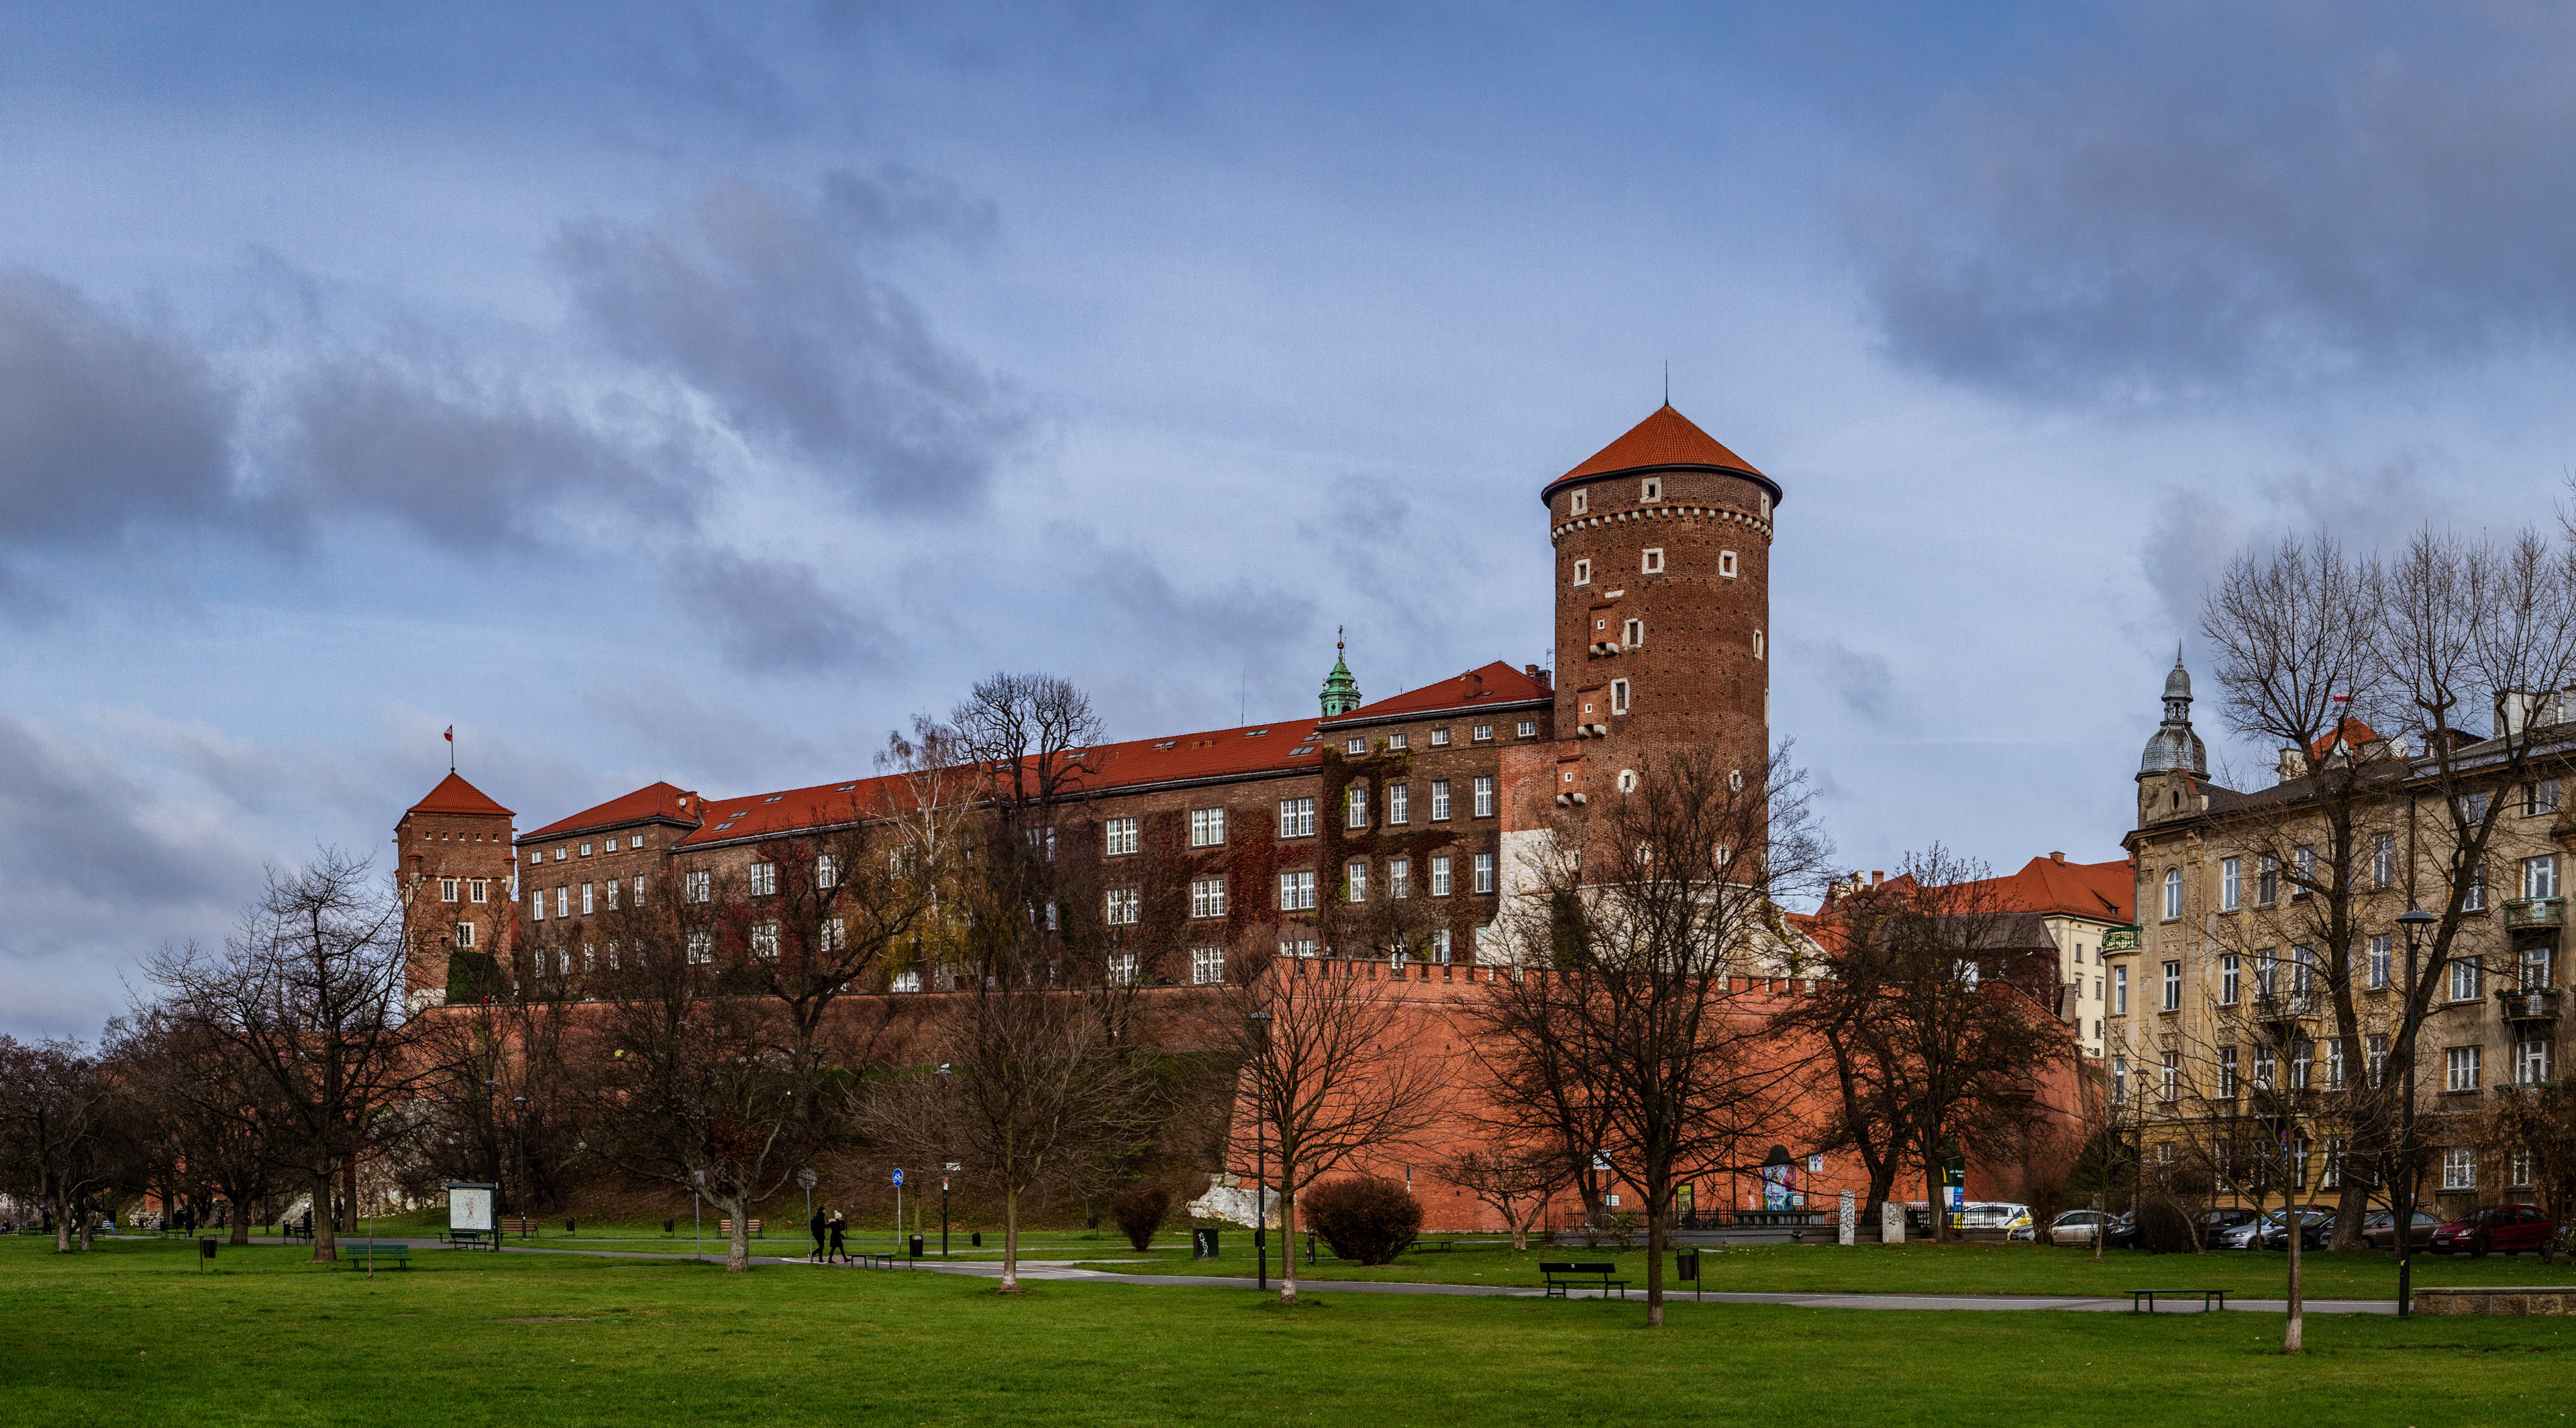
[2112,658,2563,1213]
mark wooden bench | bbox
[856,1253,906,1270]
[2127,1288,2228,1313]
[1541,1262,1629,1299]
[501,1217,543,1237]
[342,1243,412,1270]
[719,1219,763,1237]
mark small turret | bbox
[2138,648,2208,780]
[1319,629,1361,717]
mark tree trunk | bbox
[726,1197,750,1272]
[2330,1175,2368,1252]
[311,1168,338,1262]
[228,1196,251,1247]
[1924,1158,1949,1244]
[1279,1185,1300,1305]
[344,1157,361,1236]
[1644,1184,1667,1327]
[2091,1191,2104,1263]
[1000,1186,1022,1293]
[52,1196,71,1254]
[2285,1214,2305,1354]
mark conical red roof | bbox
[407,772,511,818]
[1543,405,1773,504]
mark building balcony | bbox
[2497,986,2561,1027]
[2504,897,2566,929]
[2252,991,2317,1025]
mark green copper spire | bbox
[1320,627,1361,717]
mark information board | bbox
[448,1182,496,1233]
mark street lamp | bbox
[1249,1011,1274,1290]
[510,1096,528,1238]
[2395,906,2436,1319]
[937,1064,953,1258]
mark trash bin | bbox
[1192,1228,1221,1260]
[565,1218,577,1235]
[908,1233,925,1259]
[199,1238,217,1262]
[971,1231,982,1247]
[1677,1250,1699,1282]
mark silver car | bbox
[2041,1209,2111,1247]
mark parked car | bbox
[2360,1210,2443,1250]
[2104,1212,2140,1249]
[2256,1206,2337,1251]
[2196,1208,2259,1249]
[2217,1207,2326,1250]
[2429,1205,2557,1258]
[2039,1210,2110,1247]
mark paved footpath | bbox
[218,1237,2397,1314]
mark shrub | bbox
[2134,1196,2197,1254]
[1301,1176,1423,1266]
[1109,1182,1172,1252]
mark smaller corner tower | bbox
[2136,648,2211,827]
[1320,629,1362,717]
[395,771,516,1008]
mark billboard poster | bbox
[1759,1162,1798,1210]
[448,1182,496,1233]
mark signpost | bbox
[892,1168,905,1258]
[941,1162,960,1258]
[446,1182,498,1252]
[796,1166,817,1235]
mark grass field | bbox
[7,1235,2576,1427]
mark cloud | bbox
[1808,637,1897,723]
[0,714,238,910]
[0,271,238,600]
[285,357,697,550]
[670,549,894,674]
[550,170,1027,512]
[1845,3,2576,399]
[586,671,832,786]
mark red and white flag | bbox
[444,725,454,743]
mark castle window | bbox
[1719,550,1739,578]
[1570,490,1588,515]
[633,875,646,905]
[1105,888,1141,925]
[1573,558,1591,586]
[1279,870,1317,911]
[1347,785,1369,829]
[750,862,776,897]
[817,854,839,888]
[580,842,593,858]
[555,847,567,861]
[1431,855,1453,897]
[1389,858,1410,899]
[1753,629,1765,660]
[1434,927,1453,964]
[1192,946,1227,986]
[1642,548,1665,574]
[1473,723,1493,742]
[752,923,779,959]
[1430,728,1451,747]
[890,968,920,992]
[1388,733,1406,751]
[470,879,487,903]
[1190,807,1227,848]
[1610,680,1631,715]
[456,921,475,948]
[1624,618,1643,647]
[685,869,711,903]
[1617,769,1638,793]
[1640,476,1661,503]
[1388,783,1408,824]
[555,886,570,919]
[686,931,715,965]
[607,878,620,910]
[1474,852,1496,893]
[1279,797,1315,838]
[1104,817,1139,856]
[1346,860,1368,903]
[582,882,595,915]
[1473,776,1496,818]
[1347,738,1365,756]
[1518,720,1537,737]
[1431,780,1452,821]
[605,837,618,852]
[440,878,458,903]
[820,917,845,952]
[1190,876,1227,919]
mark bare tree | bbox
[2481,1082,2576,1263]
[1439,1136,1567,1250]
[1220,944,1447,1305]
[1482,745,1833,1327]
[145,851,419,1262]
[109,1011,287,1245]
[0,1037,125,1251]
[1792,848,2081,1243]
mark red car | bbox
[2428,1205,2555,1257]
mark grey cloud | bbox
[0,271,238,570]
[286,359,696,550]
[0,714,235,908]
[1846,5,2576,399]
[550,171,1025,512]
[1808,638,1898,724]
[671,549,894,674]
[586,671,831,785]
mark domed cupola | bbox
[2139,648,2209,779]
[1319,629,1361,717]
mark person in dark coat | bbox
[827,1211,849,1264]
[809,1207,828,1262]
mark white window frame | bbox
[1191,946,1226,986]
[1431,780,1453,821]
[470,878,488,903]
[821,917,845,952]
[1431,855,1453,897]
[1641,548,1665,574]
[686,930,715,965]
[1473,776,1496,818]
[2113,966,2127,1015]
[1345,860,1368,903]
[455,921,476,949]
[1279,870,1316,911]
[1104,817,1139,856]
[1569,490,1588,516]
[1474,852,1496,894]
[1573,558,1591,586]
[1346,785,1370,830]
[1430,727,1450,748]
[2161,868,2182,921]
[1278,798,1315,838]
[2451,957,2482,1003]
[2220,857,2240,911]
[1388,857,1410,899]
[752,922,779,959]
[1190,876,1227,920]
[1518,719,1539,737]
[1388,784,1408,825]
[555,886,570,919]
[2219,953,2240,1005]
[2368,935,2391,990]
[749,862,776,897]
[1639,476,1661,503]
[890,968,921,992]
[2161,960,2181,1012]
[2518,1038,2552,1084]
[2443,1148,2476,1190]
[1610,679,1631,716]
[1718,550,1738,578]
[440,878,459,903]
[1105,888,1141,925]
[2373,833,2394,888]
[1190,807,1227,848]
[817,854,839,889]
[1109,951,1140,986]
[685,869,711,903]
[581,882,595,915]
[1473,723,1493,743]
[2446,1045,2481,1093]
[2525,854,2559,900]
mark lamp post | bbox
[1249,1011,1273,1290]
[510,1096,528,1237]
[2395,906,2436,1318]
[937,1064,952,1258]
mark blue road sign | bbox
[892,1168,905,1186]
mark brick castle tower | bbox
[1543,405,1777,801]
[395,772,517,1005]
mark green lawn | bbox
[1094,1236,2576,1299]
[6,1235,2576,1426]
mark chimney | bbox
[1869,870,1884,886]
[2051,851,2065,864]
[2277,746,2308,784]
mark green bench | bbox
[1540,1262,1628,1298]
[342,1243,412,1270]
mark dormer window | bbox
[1570,490,1588,515]
[1640,476,1661,503]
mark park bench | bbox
[856,1253,907,1270]
[283,1223,315,1243]
[2126,1288,2228,1313]
[1540,1262,1629,1299]
[342,1243,412,1271]
[502,1217,542,1237]
[719,1219,763,1237]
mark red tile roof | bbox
[407,772,512,819]
[1551,405,1765,489]
[1980,856,2135,922]
[2310,718,2380,759]
[523,782,705,842]
[1324,662,1552,727]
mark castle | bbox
[395,405,1779,1002]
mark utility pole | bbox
[938,1064,953,1257]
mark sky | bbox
[9,0,2576,1039]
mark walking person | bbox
[827,1211,849,1265]
[809,1206,827,1264]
